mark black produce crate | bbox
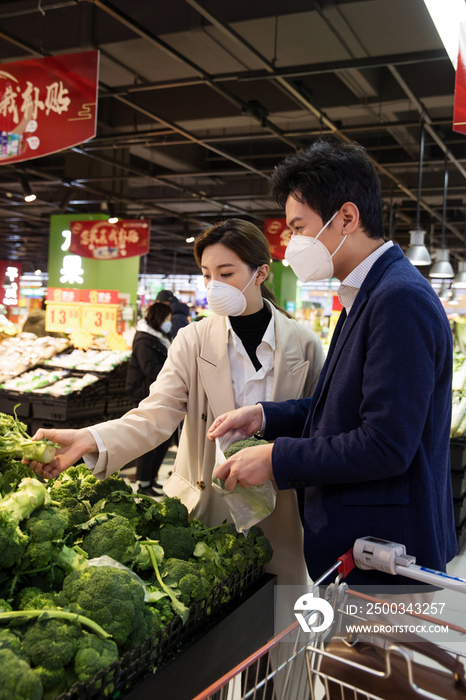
[57,564,265,700]
[451,438,466,471]
[0,390,31,417]
[106,396,134,417]
[30,414,105,434]
[454,495,466,527]
[31,396,107,422]
[451,468,466,499]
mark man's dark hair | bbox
[269,139,384,240]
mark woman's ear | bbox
[256,264,269,284]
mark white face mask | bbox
[284,210,346,282]
[206,268,259,316]
[161,320,172,334]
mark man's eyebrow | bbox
[287,216,304,228]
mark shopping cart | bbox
[192,536,466,700]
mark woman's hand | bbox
[23,428,98,479]
[207,404,263,441]
[215,444,274,490]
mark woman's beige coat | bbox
[92,306,325,586]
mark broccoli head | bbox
[0,648,42,700]
[74,632,119,684]
[78,472,132,506]
[90,491,140,524]
[121,605,162,654]
[159,526,195,561]
[224,438,269,459]
[0,629,23,658]
[162,558,211,606]
[22,618,83,670]
[15,587,58,611]
[33,665,67,694]
[154,497,189,528]
[81,515,140,564]
[58,566,146,647]
[0,599,11,613]
[0,460,34,497]
[59,497,90,529]
[0,510,28,569]
[25,506,69,544]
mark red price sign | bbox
[81,305,117,333]
[45,303,81,331]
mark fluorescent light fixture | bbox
[107,202,118,224]
[186,236,195,243]
[108,217,119,224]
[34,269,41,275]
[430,248,455,278]
[405,230,431,266]
[423,0,466,68]
[18,173,36,202]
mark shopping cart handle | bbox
[337,548,356,578]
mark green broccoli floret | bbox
[74,632,119,683]
[47,474,79,503]
[0,460,34,496]
[0,509,28,569]
[33,665,67,694]
[58,566,146,647]
[90,491,140,524]
[59,497,90,529]
[78,472,132,506]
[15,587,58,611]
[0,629,23,657]
[159,526,195,561]
[121,605,163,654]
[162,558,211,606]
[0,648,42,700]
[22,618,83,670]
[25,506,69,544]
[153,597,174,625]
[193,542,226,581]
[81,515,140,564]
[0,599,11,613]
[254,535,273,565]
[154,497,189,528]
[224,438,269,459]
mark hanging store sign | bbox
[45,287,118,333]
[0,50,99,164]
[0,261,22,306]
[454,22,466,135]
[69,219,150,260]
[264,219,291,261]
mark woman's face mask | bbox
[206,267,259,316]
[161,320,172,334]
[285,210,345,282]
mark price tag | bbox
[81,305,117,333]
[45,303,82,331]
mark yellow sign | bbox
[70,328,94,350]
[81,304,117,334]
[45,303,81,332]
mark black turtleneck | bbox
[229,303,272,371]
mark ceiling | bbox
[0,0,461,275]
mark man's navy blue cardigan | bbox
[262,245,457,586]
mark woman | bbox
[126,301,173,496]
[28,219,325,588]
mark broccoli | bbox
[22,618,83,670]
[121,605,162,654]
[0,477,53,523]
[159,526,195,561]
[154,497,189,528]
[0,509,28,569]
[90,491,140,525]
[193,542,226,581]
[0,648,42,700]
[133,542,164,571]
[15,587,58,611]
[141,545,189,624]
[81,514,140,564]
[59,497,90,529]
[53,544,88,575]
[162,558,211,606]
[0,629,23,657]
[0,460,33,497]
[74,632,119,683]
[47,475,79,503]
[0,410,59,463]
[25,506,69,544]
[0,599,11,613]
[78,472,132,506]
[33,665,67,695]
[58,566,146,647]
[224,438,269,459]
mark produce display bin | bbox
[56,564,271,700]
[0,391,31,417]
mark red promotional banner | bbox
[46,287,82,303]
[69,220,150,259]
[0,50,98,164]
[454,22,466,135]
[81,289,118,305]
[264,219,292,260]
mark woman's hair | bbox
[145,301,171,336]
[194,219,290,316]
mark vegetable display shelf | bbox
[56,564,273,700]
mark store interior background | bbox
[1,0,466,567]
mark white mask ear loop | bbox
[241,267,260,294]
[314,210,339,243]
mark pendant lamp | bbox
[429,157,454,279]
[405,125,431,266]
[454,194,466,288]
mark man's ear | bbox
[340,202,360,235]
[256,264,269,284]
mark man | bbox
[208,139,456,586]
[156,289,190,338]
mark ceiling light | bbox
[18,173,36,202]
[34,269,41,275]
[439,281,451,301]
[108,216,119,224]
[449,288,460,304]
[107,202,118,224]
[422,0,466,68]
[430,158,453,278]
[405,230,431,266]
[186,237,195,243]
[455,261,466,288]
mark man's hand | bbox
[207,405,263,441]
[23,428,98,479]
[215,444,274,490]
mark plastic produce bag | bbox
[212,429,276,534]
